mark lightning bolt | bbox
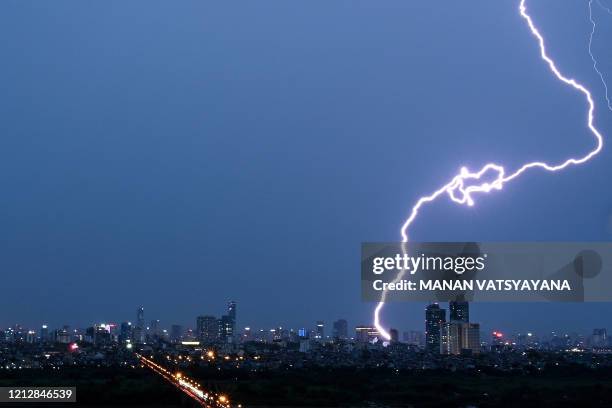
[373,0,606,341]
[590,0,612,111]
[596,0,612,15]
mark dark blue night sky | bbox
[1,0,611,335]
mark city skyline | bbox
[1,0,612,340]
[3,301,610,342]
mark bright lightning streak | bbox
[373,0,606,341]
[589,0,612,111]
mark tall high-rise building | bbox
[88,324,112,346]
[389,328,399,343]
[223,301,237,343]
[332,319,348,340]
[57,325,71,344]
[150,320,160,337]
[425,303,446,352]
[592,328,608,348]
[4,327,15,343]
[440,322,458,354]
[441,322,480,355]
[120,322,132,343]
[461,323,480,354]
[133,307,145,343]
[449,301,469,323]
[315,321,325,340]
[137,307,145,329]
[196,315,218,343]
[227,301,237,322]
[218,315,234,343]
[40,325,49,343]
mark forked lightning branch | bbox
[373,0,609,340]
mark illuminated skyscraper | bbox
[40,325,49,343]
[227,301,237,322]
[425,303,446,352]
[223,301,237,342]
[315,321,325,340]
[441,322,480,355]
[57,325,71,344]
[218,315,234,343]
[137,307,145,329]
[119,322,132,343]
[88,324,112,346]
[461,323,480,354]
[440,322,461,354]
[134,307,145,343]
[196,315,218,343]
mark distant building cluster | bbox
[195,301,237,345]
[2,300,612,360]
[3,299,612,381]
[425,301,480,356]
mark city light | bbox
[1,318,611,406]
[137,354,237,407]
